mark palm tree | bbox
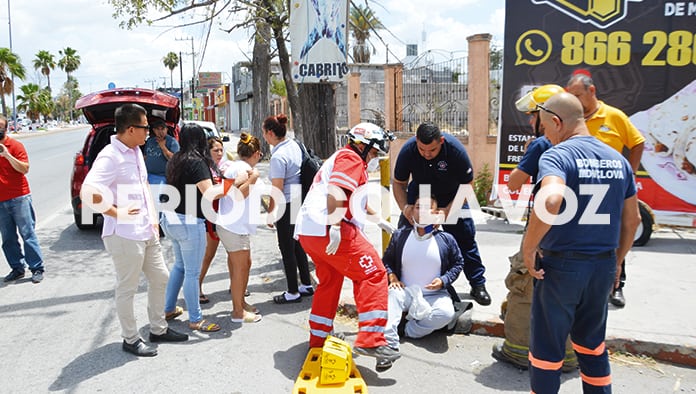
[17,83,42,122]
[33,50,56,92]
[0,47,27,117]
[58,47,81,120]
[349,4,383,63]
[162,52,179,89]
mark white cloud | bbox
[2,0,503,96]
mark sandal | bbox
[199,294,210,304]
[299,287,314,297]
[244,303,259,314]
[189,319,221,332]
[165,306,184,321]
[231,311,262,323]
[273,292,302,304]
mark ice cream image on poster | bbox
[630,79,696,204]
[299,0,346,59]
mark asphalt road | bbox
[1,130,695,393]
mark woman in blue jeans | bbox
[161,124,246,332]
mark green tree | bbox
[349,3,383,63]
[38,88,55,123]
[162,51,179,89]
[58,47,81,120]
[17,83,43,122]
[490,44,503,70]
[33,50,56,92]
[0,47,27,117]
[54,77,82,121]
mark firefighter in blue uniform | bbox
[523,93,640,393]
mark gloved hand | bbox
[378,219,396,234]
[325,224,342,255]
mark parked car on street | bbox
[183,120,229,142]
[70,87,180,229]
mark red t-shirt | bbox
[0,137,31,202]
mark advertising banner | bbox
[499,0,696,214]
[289,0,349,83]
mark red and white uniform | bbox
[295,146,388,349]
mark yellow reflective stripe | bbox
[528,352,563,370]
[572,341,606,356]
[580,372,611,387]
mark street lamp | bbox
[7,0,17,126]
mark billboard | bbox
[499,0,696,213]
[289,0,349,83]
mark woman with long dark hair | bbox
[262,114,314,304]
[161,124,245,332]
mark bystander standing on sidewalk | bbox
[566,70,645,308]
[81,104,188,357]
[262,114,314,304]
[0,114,45,284]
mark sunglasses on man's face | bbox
[535,104,563,124]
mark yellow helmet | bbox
[515,84,565,113]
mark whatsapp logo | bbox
[515,30,552,66]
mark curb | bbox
[338,300,696,368]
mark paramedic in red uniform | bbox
[523,93,640,393]
[294,123,400,366]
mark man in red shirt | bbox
[294,123,399,370]
[0,115,45,283]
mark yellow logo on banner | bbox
[515,30,552,65]
[531,0,642,28]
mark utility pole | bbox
[176,37,195,120]
[179,51,184,119]
[144,79,156,90]
[8,0,17,124]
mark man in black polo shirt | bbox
[393,123,490,305]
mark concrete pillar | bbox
[348,72,361,127]
[384,64,403,131]
[466,33,492,178]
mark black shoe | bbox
[375,357,394,372]
[354,345,401,362]
[31,271,44,283]
[470,285,492,306]
[149,328,189,343]
[122,339,157,357]
[4,269,25,282]
[609,288,625,307]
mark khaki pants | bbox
[103,235,170,343]
[502,241,576,365]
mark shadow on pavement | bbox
[48,342,133,391]
[475,361,579,392]
[0,289,114,314]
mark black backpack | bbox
[295,139,322,201]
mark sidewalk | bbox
[204,155,696,369]
[329,185,696,368]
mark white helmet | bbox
[347,122,395,154]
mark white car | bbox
[183,120,229,141]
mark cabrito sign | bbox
[289,0,349,83]
[498,0,696,214]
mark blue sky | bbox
[1,0,504,94]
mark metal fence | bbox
[398,57,468,134]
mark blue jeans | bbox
[0,194,44,273]
[161,212,205,323]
